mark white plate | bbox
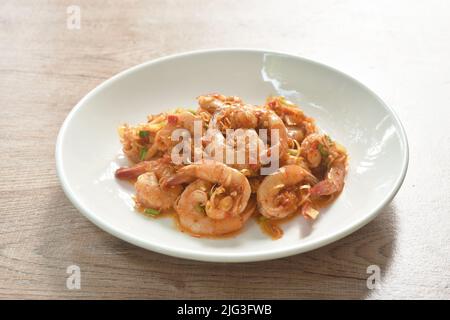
[56,49,408,262]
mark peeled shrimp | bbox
[165,160,251,219]
[258,109,289,162]
[211,104,259,132]
[310,160,346,196]
[197,93,242,114]
[204,128,266,175]
[155,111,202,151]
[175,179,256,236]
[266,96,316,143]
[300,133,347,196]
[257,165,318,219]
[226,128,266,174]
[116,158,183,210]
[300,133,328,168]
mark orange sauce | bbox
[175,215,246,239]
[135,202,175,219]
[256,192,341,240]
[133,192,341,240]
[135,200,252,239]
[257,216,284,240]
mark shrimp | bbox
[257,165,318,219]
[266,96,316,143]
[300,133,325,168]
[154,111,202,152]
[115,158,183,210]
[197,93,242,115]
[282,154,309,168]
[310,160,346,196]
[211,104,259,132]
[175,179,256,236]
[165,160,251,219]
[226,129,266,174]
[115,161,149,180]
[203,128,233,161]
[204,128,266,175]
[300,133,347,196]
[300,133,344,169]
[257,109,290,162]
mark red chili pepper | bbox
[167,114,178,125]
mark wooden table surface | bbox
[1,0,449,299]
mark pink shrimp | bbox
[165,160,251,219]
[310,161,346,196]
[175,179,256,236]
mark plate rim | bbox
[55,48,409,263]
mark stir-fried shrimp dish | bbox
[115,94,348,239]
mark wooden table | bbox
[1,0,449,299]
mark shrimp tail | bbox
[115,162,149,180]
[164,173,195,187]
[310,162,345,196]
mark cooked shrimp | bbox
[115,161,149,180]
[258,109,289,161]
[154,111,202,151]
[300,133,347,196]
[211,104,259,132]
[300,133,331,168]
[257,165,318,219]
[165,160,251,219]
[227,129,266,174]
[203,128,233,162]
[115,155,174,180]
[205,128,266,175]
[115,94,349,240]
[175,179,256,236]
[116,158,183,210]
[197,93,242,114]
[266,96,316,143]
[135,172,182,210]
[282,154,309,170]
[310,160,346,196]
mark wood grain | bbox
[1,0,449,299]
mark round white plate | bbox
[56,49,408,262]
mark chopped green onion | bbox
[318,143,329,159]
[139,130,149,138]
[194,203,205,214]
[288,149,298,156]
[187,109,197,115]
[139,147,148,160]
[144,208,160,216]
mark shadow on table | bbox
[124,203,398,299]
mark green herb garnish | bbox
[139,130,149,138]
[194,203,205,214]
[187,109,197,115]
[318,143,329,159]
[144,208,160,216]
[139,147,148,160]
